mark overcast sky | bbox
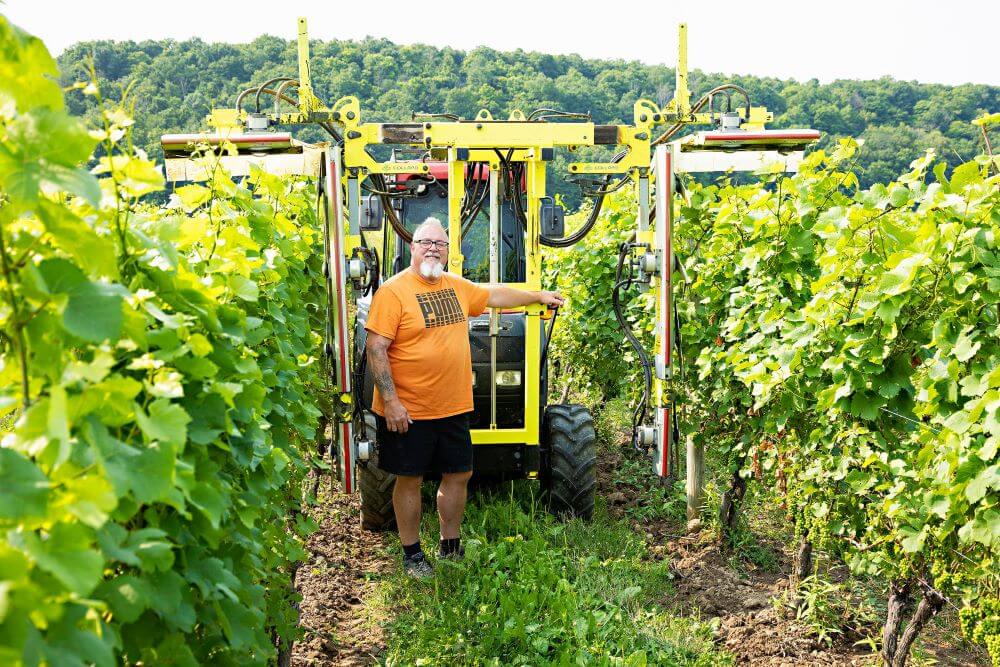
[5,0,996,86]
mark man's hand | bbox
[537,290,565,308]
[384,397,413,433]
[366,332,413,432]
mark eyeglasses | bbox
[414,239,449,250]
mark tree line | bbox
[57,34,998,208]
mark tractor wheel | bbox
[541,404,597,519]
[359,413,396,532]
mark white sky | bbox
[5,0,996,86]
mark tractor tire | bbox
[359,413,396,532]
[541,404,597,519]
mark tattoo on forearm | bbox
[368,348,397,399]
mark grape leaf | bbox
[0,448,50,520]
[14,523,103,596]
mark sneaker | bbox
[438,545,465,562]
[402,552,434,579]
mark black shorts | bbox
[375,412,473,476]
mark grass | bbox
[596,396,689,529]
[365,397,746,664]
[377,483,732,666]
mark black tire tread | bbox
[359,413,396,532]
[542,404,597,519]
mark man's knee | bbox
[394,474,423,491]
[441,470,473,486]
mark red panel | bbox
[341,423,353,493]
[660,406,670,476]
[701,130,820,142]
[328,154,355,493]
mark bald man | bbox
[365,217,563,577]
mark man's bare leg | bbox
[393,475,423,546]
[437,470,473,540]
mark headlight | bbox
[495,371,522,386]
[471,371,477,388]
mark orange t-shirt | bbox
[365,269,490,420]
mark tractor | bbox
[161,19,818,528]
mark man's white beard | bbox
[419,259,444,280]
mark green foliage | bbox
[548,126,1000,658]
[792,575,846,647]
[546,191,651,400]
[384,486,731,666]
[0,16,325,663]
[673,141,1000,658]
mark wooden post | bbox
[686,436,703,524]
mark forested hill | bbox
[57,34,998,200]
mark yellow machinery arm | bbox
[203,20,790,175]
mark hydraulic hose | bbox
[540,306,559,372]
[539,149,629,248]
[461,162,491,239]
[274,79,299,104]
[367,173,412,243]
[254,77,297,113]
[652,83,753,146]
[611,242,654,451]
[527,108,592,122]
[235,81,296,115]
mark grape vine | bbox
[550,136,999,663]
[0,17,327,664]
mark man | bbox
[365,217,564,577]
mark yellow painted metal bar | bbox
[523,155,546,446]
[676,23,690,118]
[522,314,541,445]
[569,150,646,174]
[296,18,319,115]
[447,151,466,273]
[345,234,360,254]
[525,157,544,288]
[426,123,594,148]
[472,428,535,445]
[344,127,390,174]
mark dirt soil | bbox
[291,452,986,666]
[663,531,870,666]
[291,478,393,666]
[597,443,986,667]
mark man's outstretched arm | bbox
[365,332,412,433]
[485,286,564,309]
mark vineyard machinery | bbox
[161,19,818,525]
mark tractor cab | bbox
[361,154,525,284]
